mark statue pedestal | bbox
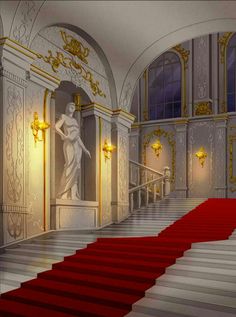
[50,199,99,230]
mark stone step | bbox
[155,275,236,298]
[16,243,78,253]
[166,264,236,282]
[0,254,56,268]
[176,256,236,270]
[0,261,46,276]
[0,283,20,294]
[131,297,235,317]
[5,248,69,259]
[184,248,236,261]
[146,285,236,314]
[192,240,236,251]
[0,271,34,283]
[28,239,88,248]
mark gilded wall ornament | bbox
[60,30,90,64]
[172,44,190,70]
[143,128,176,183]
[195,101,212,116]
[7,212,23,239]
[37,50,106,97]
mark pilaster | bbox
[111,109,135,223]
[214,115,228,197]
[175,119,188,197]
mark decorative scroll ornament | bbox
[7,213,23,239]
[195,101,212,116]
[60,30,90,64]
[37,50,106,97]
[172,44,190,69]
[143,128,175,183]
[195,147,207,168]
[218,32,233,64]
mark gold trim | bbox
[229,133,236,189]
[0,37,38,58]
[30,64,61,85]
[172,45,190,117]
[214,114,228,121]
[81,103,113,116]
[99,117,102,226]
[43,89,49,231]
[143,70,148,121]
[174,119,189,125]
[143,128,176,183]
[218,32,234,113]
[194,101,212,116]
[131,123,141,129]
[113,108,136,121]
[218,32,233,64]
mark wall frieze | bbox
[0,67,28,87]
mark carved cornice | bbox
[0,67,28,87]
[194,101,212,116]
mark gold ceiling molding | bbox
[229,133,236,192]
[60,30,90,64]
[218,32,233,64]
[172,44,190,70]
[143,128,175,183]
[194,101,212,116]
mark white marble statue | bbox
[55,102,91,200]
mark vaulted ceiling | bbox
[1,1,236,108]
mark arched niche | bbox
[53,80,92,201]
[30,24,116,109]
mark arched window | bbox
[227,34,236,112]
[148,52,181,120]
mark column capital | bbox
[112,108,135,128]
[81,102,112,122]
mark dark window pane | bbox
[156,104,164,119]
[148,51,181,119]
[165,103,173,118]
[227,94,235,111]
[174,102,181,117]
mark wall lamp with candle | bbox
[103,139,116,160]
[195,146,207,167]
[151,139,163,158]
[31,112,50,145]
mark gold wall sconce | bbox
[195,146,207,167]
[31,112,50,145]
[151,139,163,158]
[103,139,116,160]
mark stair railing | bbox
[129,160,170,213]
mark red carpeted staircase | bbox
[1,198,236,317]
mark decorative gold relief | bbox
[195,101,212,116]
[60,30,90,64]
[37,50,106,97]
[151,139,163,158]
[143,128,175,183]
[103,139,116,160]
[229,133,236,190]
[172,44,190,70]
[31,112,50,145]
[172,44,190,117]
[195,147,207,167]
[218,32,233,64]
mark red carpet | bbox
[1,198,236,316]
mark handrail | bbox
[129,175,165,194]
[129,159,163,176]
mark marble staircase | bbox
[126,230,236,317]
[0,198,204,295]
